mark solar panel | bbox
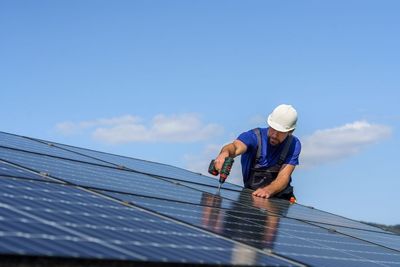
[173,178,388,233]
[3,132,242,191]
[0,147,245,208]
[0,131,399,266]
[103,193,400,267]
[0,177,290,266]
[0,161,46,181]
[312,223,400,251]
[35,139,242,191]
[0,131,114,167]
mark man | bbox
[213,104,301,200]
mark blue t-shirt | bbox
[237,127,301,184]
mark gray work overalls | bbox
[244,128,295,200]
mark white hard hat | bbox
[267,104,297,132]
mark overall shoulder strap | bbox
[278,135,293,166]
[252,128,262,165]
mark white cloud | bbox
[300,120,392,168]
[55,115,142,135]
[55,114,223,144]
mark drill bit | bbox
[217,182,222,192]
[218,175,226,192]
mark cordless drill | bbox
[208,157,234,190]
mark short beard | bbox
[268,137,280,146]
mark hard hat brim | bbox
[267,115,296,132]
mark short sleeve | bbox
[237,129,258,151]
[285,137,301,166]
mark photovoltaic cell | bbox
[106,193,400,267]
[0,131,114,167]
[164,178,243,197]
[174,179,388,233]
[0,161,46,181]
[0,147,244,208]
[46,140,242,191]
[313,223,400,252]
[0,177,290,266]
[236,193,387,233]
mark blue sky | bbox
[1,1,399,225]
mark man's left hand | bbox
[252,187,273,198]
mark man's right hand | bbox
[214,153,229,171]
[214,140,247,171]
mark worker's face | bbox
[268,127,289,146]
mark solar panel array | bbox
[0,131,399,267]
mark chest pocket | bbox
[245,128,293,190]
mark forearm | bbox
[253,164,295,198]
[214,140,247,170]
[218,143,237,158]
[264,175,290,196]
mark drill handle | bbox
[219,157,234,182]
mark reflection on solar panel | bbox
[0,131,399,267]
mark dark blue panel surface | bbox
[313,223,400,252]
[50,141,242,191]
[238,193,387,233]
[0,131,114,167]
[0,177,291,266]
[105,192,400,267]
[175,179,388,233]
[0,146,388,234]
[165,178,260,203]
[2,131,399,267]
[0,147,244,207]
[0,161,45,181]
